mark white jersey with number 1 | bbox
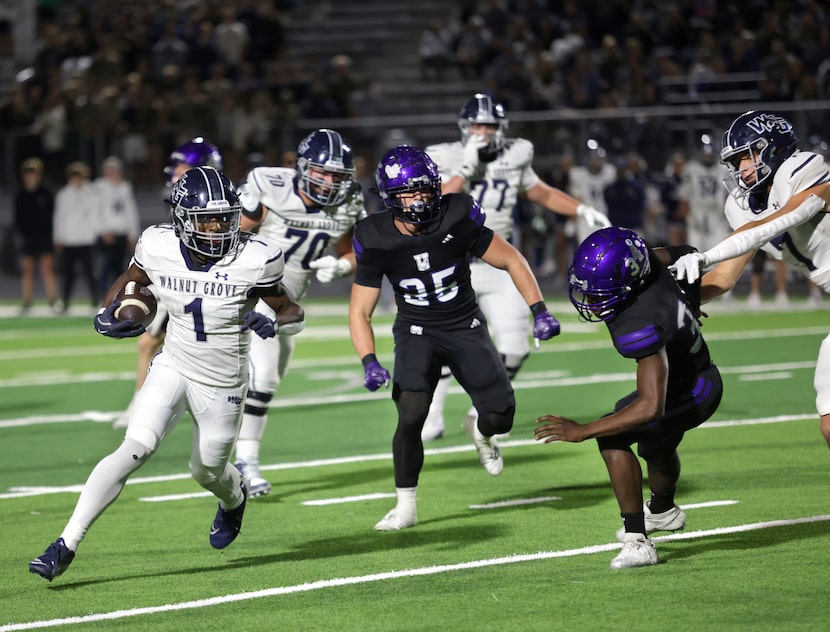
[132,225,285,388]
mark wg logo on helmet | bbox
[746,113,792,135]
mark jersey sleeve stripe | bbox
[790,153,818,177]
[616,325,660,354]
[468,200,485,226]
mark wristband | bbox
[529,301,547,317]
[361,353,378,367]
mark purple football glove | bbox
[362,356,390,392]
[240,311,277,339]
[532,307,561,349]
[93,301,146,339]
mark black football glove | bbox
[93,301,146,339]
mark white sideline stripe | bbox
[140,492,215,502]
[470,496,562,509]
[0,360,818,426]
[738,372,793,381]
[302,492,397,506]
[680,500,739,509]
[4,513,829,632]
[0,414,817,500]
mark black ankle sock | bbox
[621,512,646,535]
[648,491,675,514]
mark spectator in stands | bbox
[418,18,454,80]
[14,158,61,314]
[604,155,647,234]
[53,161,101,311]
[94,156,140,292]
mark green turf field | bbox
[1,299,828,631]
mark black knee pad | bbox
[478,405,515,436]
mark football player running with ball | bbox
[421,92,610,441]
[670,111,830,449]
[232,128,366,497]
[534,227,723,569]
[29,167,304,581]
[114,137,225,429]
[349,146,560,531]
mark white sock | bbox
[395,486,417,515]
[235,438,261,463]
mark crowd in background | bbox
[1,1,829,185]
[3,0,829,308]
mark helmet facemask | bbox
[296,129,355,206]
[457,93,509,157]
[168,167,241,259]
[376,146,443,226]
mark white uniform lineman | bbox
[245,166,363,394]
[233,164,364,494]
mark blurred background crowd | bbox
[1,0,828,307]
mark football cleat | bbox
[463,414,503,476]
[610,532,659,569]
[209,480,248,549]
[234,458,272,498]
[374,508,417,531]
[29,538,75,581]
[616,501,686,541]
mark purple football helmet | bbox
[458,93,509,155]
[296,128,355,206]
[164,137,224,184]
[720,111,798,195]
[375,145,443,225]
[568,227,651,322]
[167,166,241,259]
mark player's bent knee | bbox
[118,437,154,462]
[478,405,515,436]
[124,425,162,453]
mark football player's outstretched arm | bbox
[525,181,610,228]
[535,351,669,443]
[101,263,152,307]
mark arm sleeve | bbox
[703,194,826,265]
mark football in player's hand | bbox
[114,281,157,327]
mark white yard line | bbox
[3,513,828,632]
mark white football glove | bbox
[575,203,611,228]
[457,134,489,179]
[237,183,262,219]
[309,255,353,284]
[669,251,710,284]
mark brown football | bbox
[114,281,157,327]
